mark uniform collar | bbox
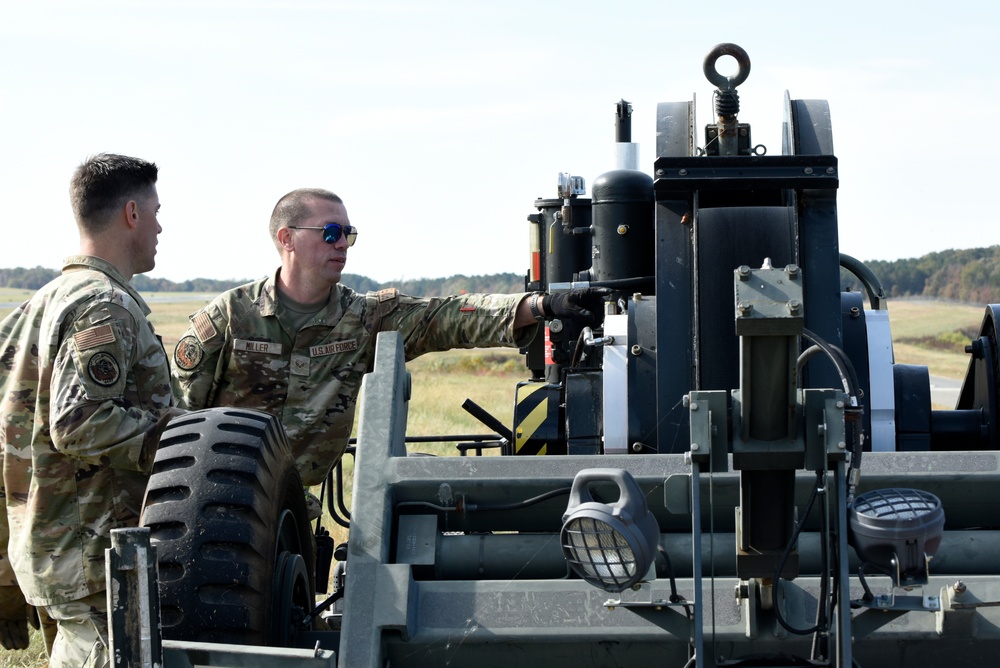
[262,268,343,323]
[61,255,151,314]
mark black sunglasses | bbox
[287,223,358,246]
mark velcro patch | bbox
[310,339,358,357]
[377,288,398,303]
[87,351,120,386]
[75,324,116,350]
[233,339,283,355]
[191,311,218,343]
[173,336,204,370]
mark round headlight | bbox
[560,469,660,593]
[849,487,945,586]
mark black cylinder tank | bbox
[590,169,654,283]
[532,197,592,288]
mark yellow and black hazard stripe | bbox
[513,381,564,455]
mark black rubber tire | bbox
[140,407,314,645]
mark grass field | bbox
[0,294,989,667]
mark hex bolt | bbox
[678,169,688,176]
[631,344,643,356]
[785,264,800,279]
[837,441,846,449]
[954,581,967,594]
[787,300,802,315]
[826,166,835,174]
[804,167,814,174]
[738,301,753,316]
[737,265,752,281]
[691,443,700,451]
[689,401,699,412]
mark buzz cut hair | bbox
[69,153,159,232]
[269,188,343,250]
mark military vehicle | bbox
[107,43,1000,667]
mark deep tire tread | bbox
[140,407,313,644]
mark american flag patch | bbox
[192,311,218,343]
[74,324,115,350]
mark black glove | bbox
[0,585,32,651]
[545,287,610,327]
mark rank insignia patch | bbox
[174,336,204,370]
[88,352,120,386]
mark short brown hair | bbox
[269,188,343,249]
[69,153,158,232]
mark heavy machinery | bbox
[111,43,1000,667]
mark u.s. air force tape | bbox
[174,336,204,370]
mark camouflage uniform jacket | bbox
[0,256,174,605]
[170,271,535,486]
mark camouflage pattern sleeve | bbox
[49,301,170,473]
[371,290,537,359]
[170,302,228,409]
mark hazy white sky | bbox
[1,1,996,284]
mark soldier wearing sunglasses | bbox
[169,188,604,494]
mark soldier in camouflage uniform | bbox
[0,154,180,667]
[170,188,604,490]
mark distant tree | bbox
[6,247,1000,303]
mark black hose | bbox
[840,253,887,311]
[774,472,825,636]
[464,487,572,513]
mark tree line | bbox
[842,246,1000,303]
[0,267,524,297]
[5,245,1000,302]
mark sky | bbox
[1,1,996,284]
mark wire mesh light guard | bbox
[849,487,945,586]
[560,468,661,593]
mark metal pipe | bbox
[429,530,1000,580]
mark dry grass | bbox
[0,632,47,668]
[886,299,983,380]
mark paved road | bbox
[930,375,962,408]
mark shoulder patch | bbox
[87,351,120,386]
[191,311,218,344]
[174,335,204,371]
[75,324,116,351]
[377,288,398,303]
